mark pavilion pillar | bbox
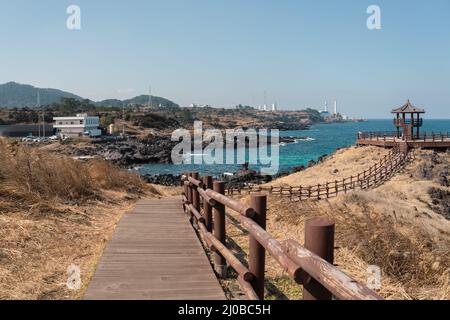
[402,113,406,139]
[416,113,420,140]
[396,114,400,138]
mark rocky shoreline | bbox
[64,135,177,166]
[56,133,328,187]
[140,152,331,187]
[62,134,313,167]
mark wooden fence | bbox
[358,131,450,142]
[226,146,410,200]
[182,173,383,300]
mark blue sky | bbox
[0,0,449,118]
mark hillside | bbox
[0,82,179,109]
[95,95,179,109]
[0,137,178,299]
[0,82,83,108]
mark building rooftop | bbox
[391,100,425,114]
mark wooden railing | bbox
[393,118,423,127]
[182,174,383,300]
[226,146,410,200]
[358,131,450,142]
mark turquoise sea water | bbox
[138,119,450,177]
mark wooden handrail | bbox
[224,146,409,200]
[182,173,383,300]
[358,131,450,142]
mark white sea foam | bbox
[294,137,315,143]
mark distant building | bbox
[320,100,332,118]
[0,124,53,138]
[320,111,331,118]
[53,114,101,139]
[108,123,116,135]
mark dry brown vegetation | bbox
[0,138,173,300]
[223,147,450,300]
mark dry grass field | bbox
[0,138,176,299]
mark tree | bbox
[100,115,115,127]
[180,108,193,124]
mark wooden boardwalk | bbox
[84,197,225,300]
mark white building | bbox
[53,114,101,139]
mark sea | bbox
[137,119,450,178]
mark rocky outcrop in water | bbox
[142,174,182,186]
[67,136,177,166]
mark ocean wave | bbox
[294,137,315,143]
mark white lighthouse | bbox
[333,100,338,116]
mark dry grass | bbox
[222,147,450,300]
[0,138,165,300]
[267,146,391,187]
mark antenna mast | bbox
[263,90,267,111]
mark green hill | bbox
[96,95,179,109]
[0,82,179,109]
[0,82,83,108]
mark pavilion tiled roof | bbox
[391,100,425,113]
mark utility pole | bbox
[41,91,45,138]
[37,91,41,138]
[42,109,45,137]
[122,104,125,137]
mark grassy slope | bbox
[0,138,178,299]
[224,146,450,300]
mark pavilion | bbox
[357,100,450,149]
[392,100,425,140]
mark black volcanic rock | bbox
[142,174,182,186]
[64,136,177,166]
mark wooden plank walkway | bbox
[84,197,225,300]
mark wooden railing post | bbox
[192,172,200,212]
[249,194,267,300]
[183,172,189,211]
[374,164,378,184]
[192,172,200,228]
[203,176,213,232]
[187,172,193,220]
[303,217,335,300]
[213,181,227,277]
